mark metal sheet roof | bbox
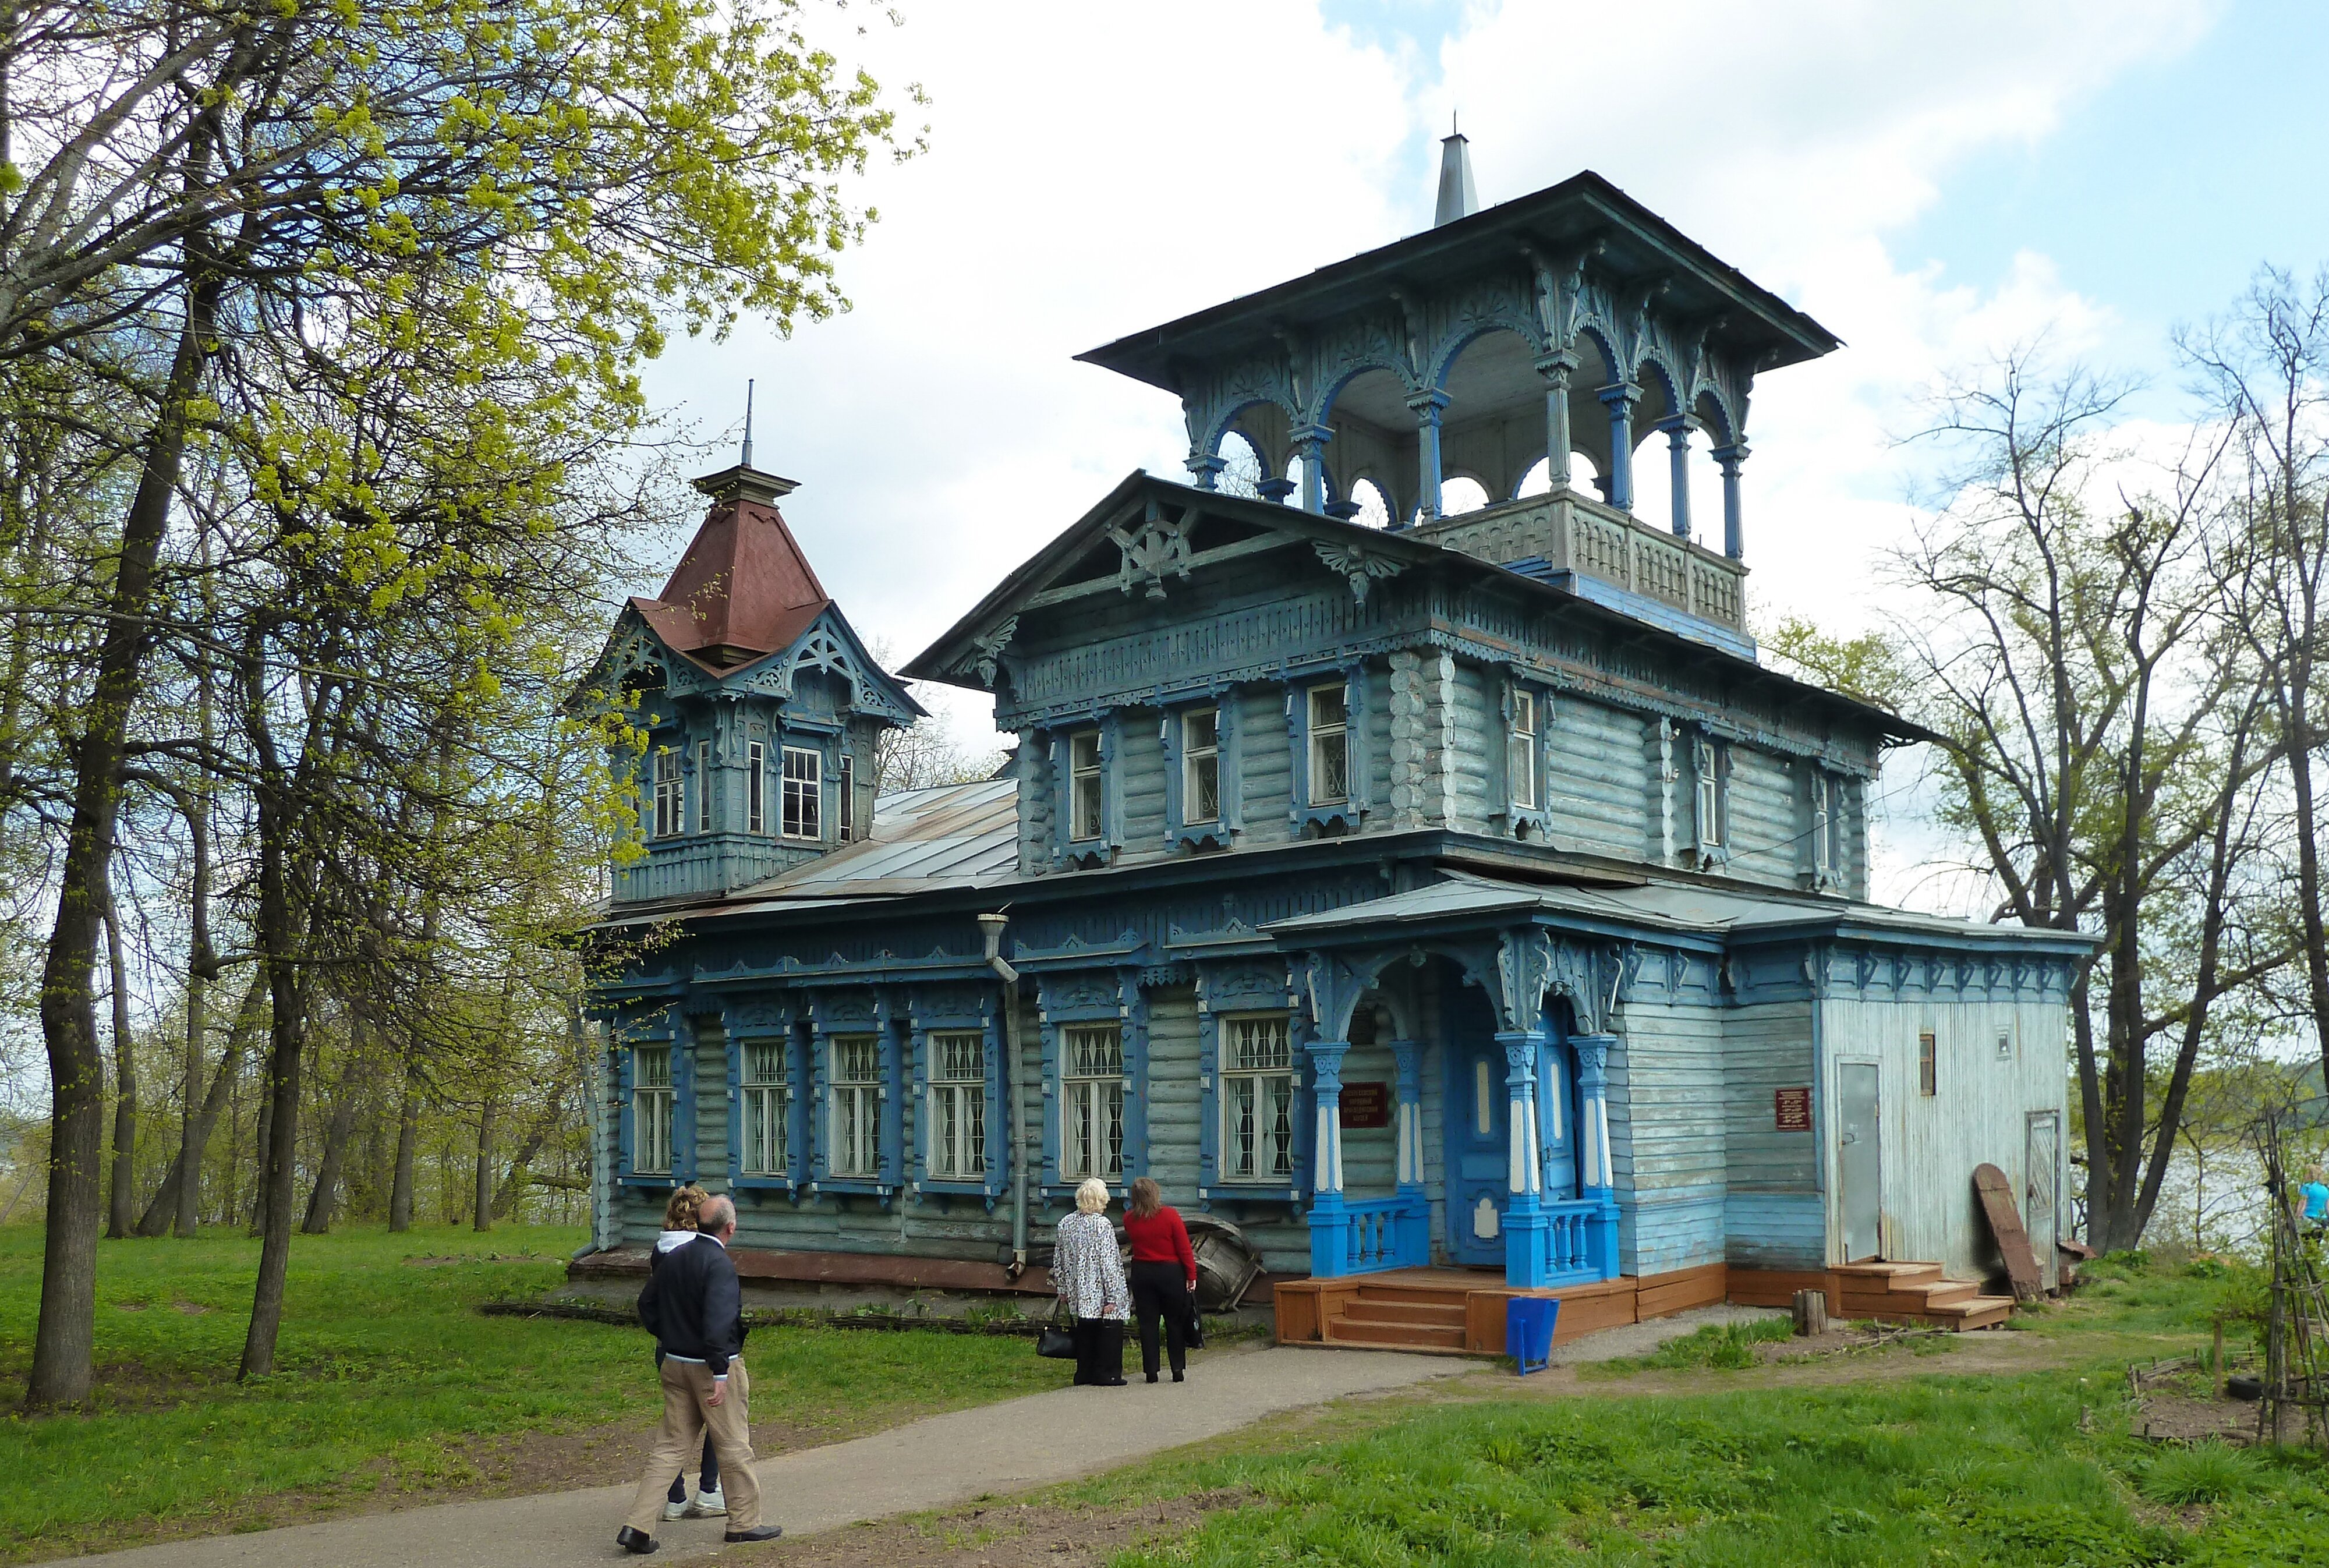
[716,778,1020,909]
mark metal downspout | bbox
[978,913,1032,1275]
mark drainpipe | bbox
[978,912,1032,1276]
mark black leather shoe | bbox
[724,1525,784,1543]
[1099,1376,1129,1386]
[615,1526,659,1555]
[1173,1371,1185,1382]
[1145,1372,1158,1383]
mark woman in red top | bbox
[1122,1177,1198,1383]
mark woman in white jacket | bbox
[1053,1178,1131,1386]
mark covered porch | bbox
[1263,880,1630,1291]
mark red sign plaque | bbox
[1340,1081,1393,1130]
[1774,1086,1813,1132]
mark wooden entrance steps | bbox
[1834,1261,2013,1330]
[1277,1263,1728,1355]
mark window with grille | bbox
[1307,685,1348,805]
[748,741,766,834]
[782,746,822,840]
[839,753,856,843]
[1182,709,1219,824]
[1220,1014,1293,1182]
[927,1031,987,1179]
[740,1040,788,1174]
[1060,1024,1124,1180]
[632,1045,674,1174]
[1694,737,1726,848]
[1070,731,1103,841]
[1919,1029,1938,1097]
[829,1035,881,1176]
[1509,688,1539,810]
[695,740,712,833]
[652,749,681,840]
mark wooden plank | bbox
[1636,1262,1727,1320]
[1973,1162,2045,1302]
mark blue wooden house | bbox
[575,150,2088,1348]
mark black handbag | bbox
[1036,1308,1077,1360]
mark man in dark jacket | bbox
[617,1195,780,1553]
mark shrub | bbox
[2138,1443,2263,1506]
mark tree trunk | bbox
[388,1065,420,1234]
[137,968,261,1236]
[300,1062,359,1234]
[239,696,308,1380]
[103,870,137,1240]
[248,1079,274,1236]
[472,1094,496,1234]
[178,640,217,1238]
[490,1087,564,1220]
[26,285,215,1408]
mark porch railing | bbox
[1340,1195,1430,1273]
[1539,1194,1620,1284]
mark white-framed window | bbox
[927,1030,987,1179]
[1182,708,1220,825]
[829,1035,880,1177]
[1810,770,1834,880]
[1509,688,1539,810]
[740,1039,788,1174]
[652,748,681,840]
[1070,730,1103,841]
[782,746,822,840]
[695,739,712,833]
[632,1045,674,1174]
[1307,685,1348,806]
[1220,1014,1293,1182]
[1694,737,1726,848]
[748,741,766,834]
[838,753,856,843]
[1060,1023,1124,1180]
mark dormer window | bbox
[1810,771,1836,884]
[1509,689,1539,810]
[839,753,856,843]
[748,741,767,834]
[1070,730,1103,840]
[1182,709,1220,824]
[1307,685,1349,806]
[782,746,822,840]
[695,740,712,833]
[653,749,682,840]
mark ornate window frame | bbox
[1192,961,1308,1206]
[1032,967,1147,1197]
[904,984,1008,1205]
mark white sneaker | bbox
[662,1497,690,1521]
[686,1487,727,1518]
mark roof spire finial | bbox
[741,378,756,469]
[1434,116,1478,228]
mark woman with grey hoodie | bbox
[653,1185,724,1521]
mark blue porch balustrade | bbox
[1340,1194,1432,1272]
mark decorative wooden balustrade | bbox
[1414,489,1747,634]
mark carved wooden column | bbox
[1571,1032,1621,1278]
[1600,381,1642,512]
[1407,390,1450,525]
[1659,416,1694,540]
[1498,1029,1549,1287]
[1711,440,1748,560]
[1535,350,1578,491]
[1390,1037,1427,1266]
[1305,1038,1350,1276]
[1291,423,1333,515]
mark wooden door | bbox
[1838,1062,1881,1263]
[1443,987,1508,1267]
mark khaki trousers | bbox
[625,1358,761,1534]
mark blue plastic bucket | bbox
[1506,1295,1559,1374]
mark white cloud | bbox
[635,0,2223,902]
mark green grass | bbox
[0,1222,1062,1560]
[1591,1315,1797,1374]
[1092,1380,2329,1566]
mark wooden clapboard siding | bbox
[1119,709,1168,847]
[1725,998,1824,1271]
[1545,695,1652,860]
[1722,744,1802,888]
[692,1018,730,1191]
[1613,1004,1726,1273]
[1636,1261,1727,1319]
[1820,993,2069,1279]
[1237,684,1293,846]
[1339,1037,1400,1198]
[1447,659,1499,832]
[1145,987,1202,1200]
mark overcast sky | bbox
[633,0,2329,912]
